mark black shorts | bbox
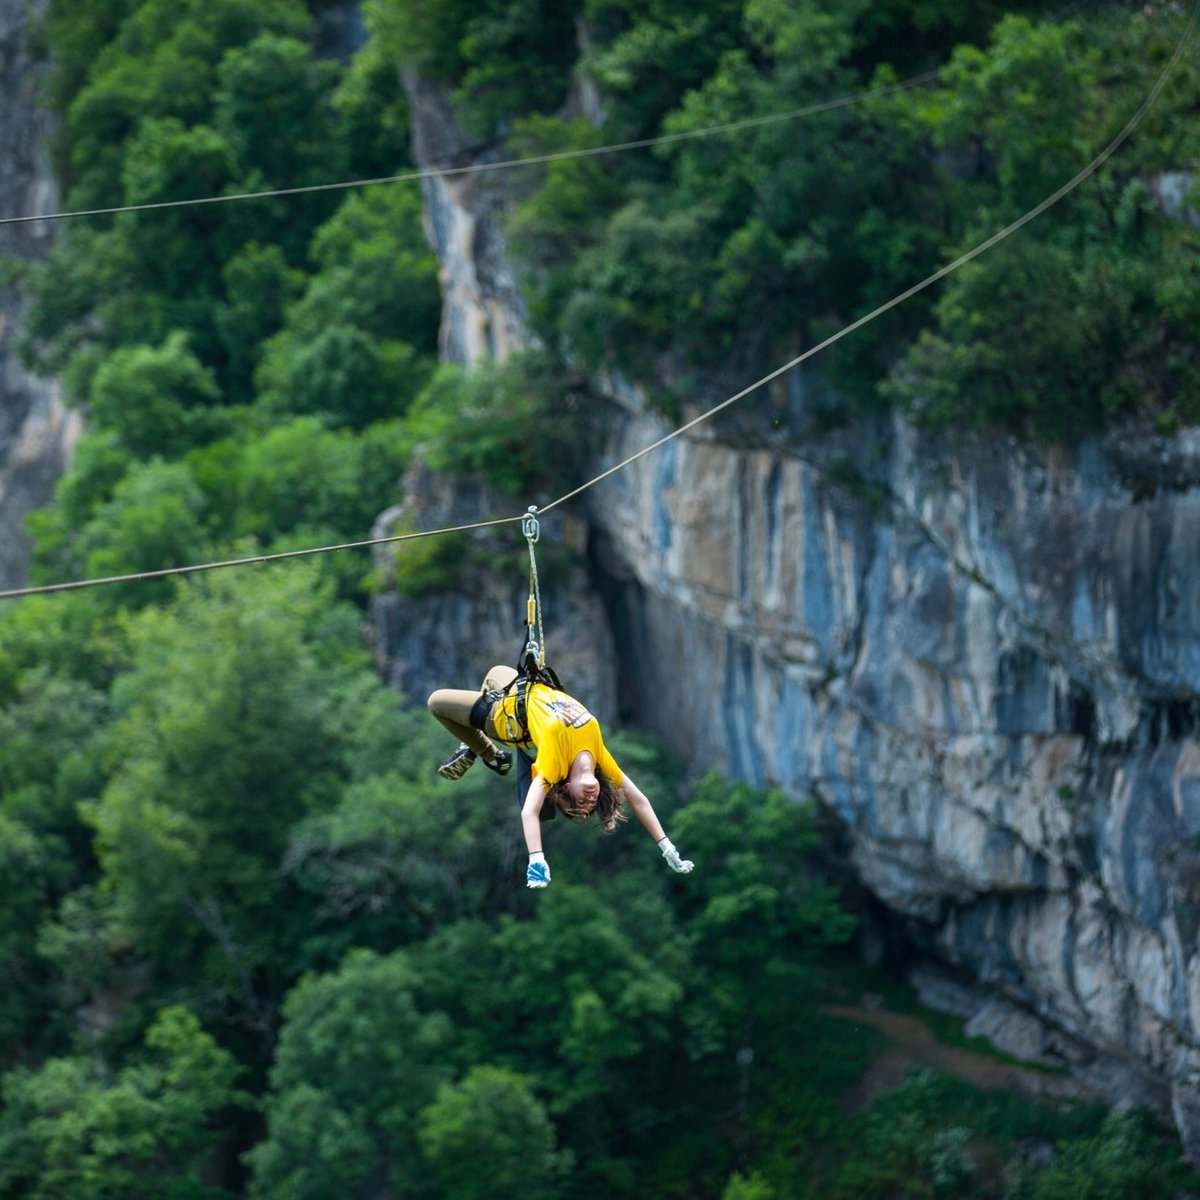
[468,691,496,732]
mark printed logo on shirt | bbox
[546,697,592,729]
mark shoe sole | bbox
[437,753,475,780]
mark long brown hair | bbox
[547,776,627,832]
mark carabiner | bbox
[522,505,540,544]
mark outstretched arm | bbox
[521,774,551,888]
[521,773,548,853]
[620,772,666,841]
[622,773,694,873]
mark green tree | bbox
[71,460,209,606]
[87,332,225,458]
[35,885,130,1042]
[329,22,413,179]
[117,117,239,297]
[1008,1109,1191,1200]
[0,589,132,697]
[876,10,1200,435]
[0,1006,245,1200]
[722,1171,776,1200]
[257,322,427,428]
[43,0,140,114]
[412,884,687,1110]
[505,117,628,343]
[30,0,370,404]
[57,0,312,206]
[507,0,942,404]
[915,16,1099,215]
[360,0,476,80]
[561,196,725,379]
[0,815,67,1051]
[0,668,108,1053]
[405,355,582,496]
[246,948,453,1200]
[213,33,342,190]
[85,568,367,1020]
[307,187,440,347]
[22,432,138,616]
[454,0,583,134]
[252,187,440,430]
[418,1065,572,1200]
[673,775,856,1024]
[213,241,306,398]
[285,760,525,958]
[193,415,406,547]
[0,666,109,846]
[583,0,746,139]
[885,237,1138,438]
[365,0,582,133]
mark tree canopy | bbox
[1,1,1198,1197]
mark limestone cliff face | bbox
[589,400,1200,1149]
[396,76,1200,1152]
[0,0,80,590]
[403,71,532,368]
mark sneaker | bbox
[437,744,477,780]
[483,749,513,777]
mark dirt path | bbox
[822,1004,1102,1113]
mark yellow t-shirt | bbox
[493,683,623,786]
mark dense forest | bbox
[1,0,1200,1196]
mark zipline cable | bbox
[0,71,941,227]
[539,1,1197,516]
[0,515,522,601]
[0,6,1190,604]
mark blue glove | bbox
[526,858,551,889]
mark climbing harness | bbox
[501,506,565,743]
[466,507,564,742]
[464,508,567,817]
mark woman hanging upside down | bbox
[428,664,694,889]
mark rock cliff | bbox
[373,72,618,716]
[0,0,80,590]
[390,73,1200,1155]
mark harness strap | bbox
[498,509,564,819]
[479,659,566,749]
[503,676,534,748]
[472,675,532,748]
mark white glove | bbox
[658,837,694,874]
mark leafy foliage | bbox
[406,353,585,497]
[87,332,225,458]
[4,4,1200,1199]
[0,1006,245,1200]
[492,2,1200,435]
[246,949,454,1199]
[88,569,372,1006]
[364,0,583,134]
[418,1065,572,1200]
